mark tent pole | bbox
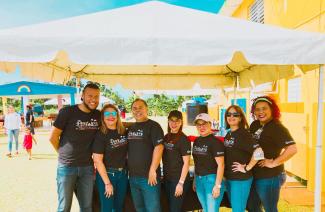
[315,64,324,212]
[233,75,238,105]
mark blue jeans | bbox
[226,177,253,212]
[56,164,94,212]
[7,129,19,153]
[195,174,225,212]
[164,179,190,212]
[95,168,128,212]
[248,172,286,212]
[129,176,161,212]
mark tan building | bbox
[221,0,325,193]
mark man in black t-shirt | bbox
[25,105,35,134]
[127,99,164,212]
[50,83,101,212]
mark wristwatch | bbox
[215,184,221,189]
[178,180,184,185]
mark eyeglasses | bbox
[195,122,209,127]
[168,119,181,123]
[226,112,240,117]
[104,111,117,117]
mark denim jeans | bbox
[247,172,286,212]
[8,129,19,153]
[195,174,225,212]
[164,179,190,212]
[129,176,161,212]
[95,168,128,212]
[226,177,253,212]
[56,164,94,212]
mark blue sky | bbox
[0,0,225,98]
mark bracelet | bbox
[244,165,249,172]
[105,183,111,186]
[178,180,184,186]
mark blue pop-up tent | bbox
[0,81,77,114]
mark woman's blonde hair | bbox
[100,104,125,135]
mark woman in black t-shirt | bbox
[163,110,191,212]
[247,96,297,212]
[192,113,225,212]
[223,105,263,212]
[92,104,128,212]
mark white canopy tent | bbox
[0,1,324,89]
[0,1,324,210]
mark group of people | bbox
[3,104,36,160]
[49,82,297,212]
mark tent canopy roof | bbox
[0,1,324,89]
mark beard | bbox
[82,101,97,112]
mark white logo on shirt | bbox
[193,145,208,155]
[253,127,263,140]
[157,138,163,144]
[164,142,174,150]
[224,137,235,147]
[128,129,144,139]
[75,119,99,131]
[110,136,127,148]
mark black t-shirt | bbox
[192,134,225,176]
[92,129,128,169]
[250,120,295,179]
[224,127,259,180]
[54,105,101,166]
[127,119,164,178]
[162,132,191,181]
[25,109,34,125]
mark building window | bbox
[249,0,264,24]
[288,78,302,102]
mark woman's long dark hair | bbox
[225,105,249,129]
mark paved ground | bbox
[0,116,319,211]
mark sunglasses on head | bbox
[104,111,117,117]
[226,112,240,117]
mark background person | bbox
[163,110,191,212]
[25,105,35,134]
[247,96,297,212]
[127,98,164,212]
[49,83,101,212]
[23,126,37,160]
[4,105,21,157]
[192,113,225,212]
[93,104,128,212]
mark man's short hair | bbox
[82,82,100,93]
[131,98,148,108]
